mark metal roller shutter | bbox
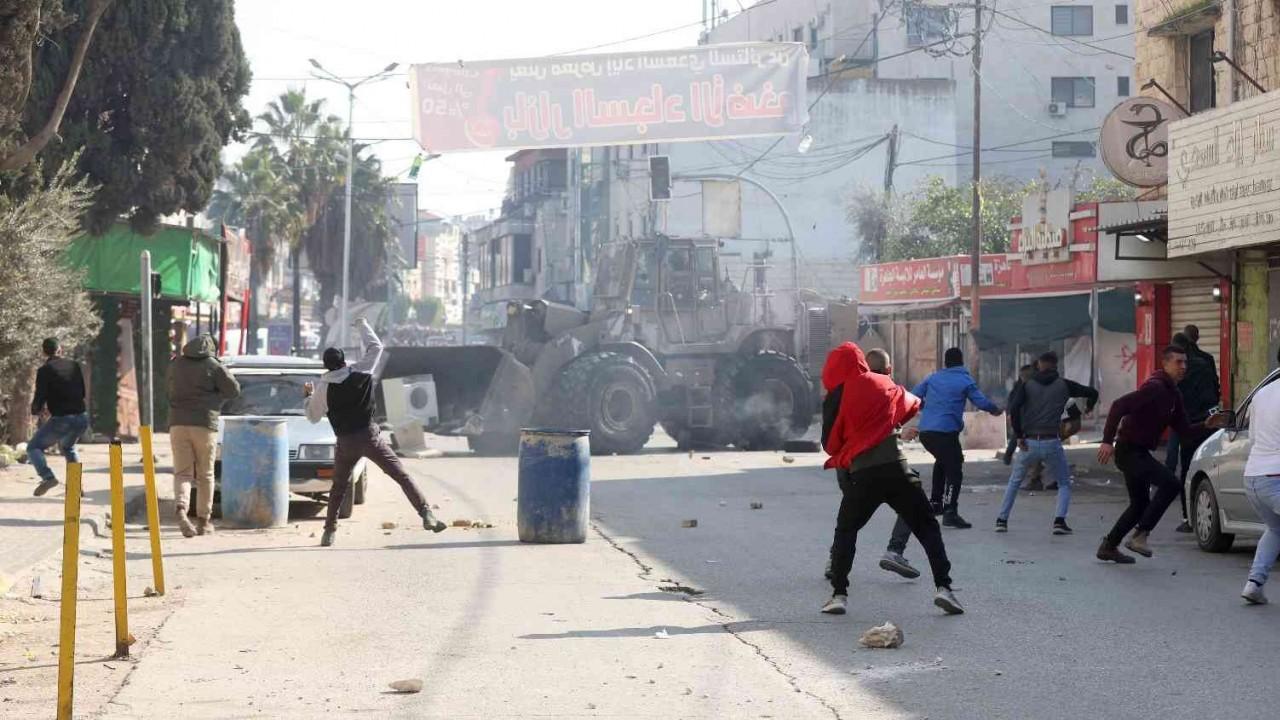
[1170,280,1221,368]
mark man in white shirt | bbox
[1241,364,1280,605]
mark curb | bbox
[0,509,108,598]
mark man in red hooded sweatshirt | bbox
[821,342,964,616]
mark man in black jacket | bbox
[1165,327,1221,532]
[305,318,447,547]
[29,338,90,496]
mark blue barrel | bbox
[220,417,289,528]
[517,429,591,543]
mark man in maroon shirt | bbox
[1096,345,1228,563]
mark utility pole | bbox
[883,124,899,196]
[969,0,984,338]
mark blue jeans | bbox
[998,438,1072,521]
[1244,475,1280,587]
[27,413,90,482]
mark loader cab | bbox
[633,237,730,345]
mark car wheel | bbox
[353,470,368,505]
[1192,477,1234,553]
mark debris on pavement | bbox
[681,519,698,528]
[452,519,473,528]
[782,456,795,463]
[654,629,670,639]
[144,586,158,597]
[859,622,904,649]
[381,521,397,530]
[718,500,727,507]
[30,575,44,599]
[388,678,424,694]
[750,502,764,510]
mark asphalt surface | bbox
[5,436,1277,719]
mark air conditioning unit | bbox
[1048,102,1067,117]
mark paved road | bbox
[6,438,1276,719]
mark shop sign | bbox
[1100,97,1185,187]
[1017,187,1072,265]
[1168,89,1280,257]
[860,255,1012,303]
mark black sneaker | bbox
[33,478,59,497]
[320,529,335,547]
[1053,518,1073,535]
[995,518,1008,533]
[1175,520,1193,534]
[942,511,972,529]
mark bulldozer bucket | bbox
[380,346,535,437]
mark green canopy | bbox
[65,223,221,303]
[974,288,1136,350]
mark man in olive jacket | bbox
[168,335,240,537]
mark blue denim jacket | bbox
[912,366,999,433]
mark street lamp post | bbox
[308,59,399,349]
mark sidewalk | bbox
[0,437,175,598]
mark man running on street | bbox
[1166,330,1220,533]
[1096,344,1227,563]
[29,338,89,497]
[908,347,1001,529]
[820,342,963,616]
[996,351,1098,535]
[305,317,447,547]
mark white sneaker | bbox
[933,587,965,615]
[1242,580,1268,605]
[821,594,848,615]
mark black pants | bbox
[829,462,953,593]
[325,426,429,532]
[921,431,965,511]
[1104,443,1181,546]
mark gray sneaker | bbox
[934,587,965,615]
[33,478,59,497]
[1242,580,1268,605]
[421,509,447,533]
[820,594,848,615]
[879,552,921,579]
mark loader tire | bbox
[556,352,656,455]
[732,351,814,451]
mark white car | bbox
[213,355,369,519]
[1185,368,1280,552]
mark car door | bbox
[1218,371,1280,522]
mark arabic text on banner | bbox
[410,43,810,152]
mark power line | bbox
[989,7,1134,59]
[897,125,1100,166]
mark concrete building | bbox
[1120,0,1280,400]
[416,212,468,326]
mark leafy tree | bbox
[1074,175,1138,202]
[11,0,251,233]
[849,175,1030,262]
[0,158,100,442]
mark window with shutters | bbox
[1051,6,1093,36]
[1115,4,1128,24]
[1051,77,1096,107]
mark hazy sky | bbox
[233,0,707,218]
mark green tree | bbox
[0,158,101,442]
[1074,175,1138,202]
[849,175,1030,262]
[11,0,251,233]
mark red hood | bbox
[822,342,868,392]
[822,342,920,470]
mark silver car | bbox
[1185,368,1280,552]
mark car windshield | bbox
[222,374,314,416]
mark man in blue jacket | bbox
[908,348,1002,529]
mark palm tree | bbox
[208,147,293,352]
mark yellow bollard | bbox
[56,462,83,720]
[139,425,166,595]
[108,442,135,658]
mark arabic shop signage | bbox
[1100,97,1185,188]
[860,255,1013,304]
[1016,187,1071,265]
[1167,89,1280,258]
[409,43,809,152]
